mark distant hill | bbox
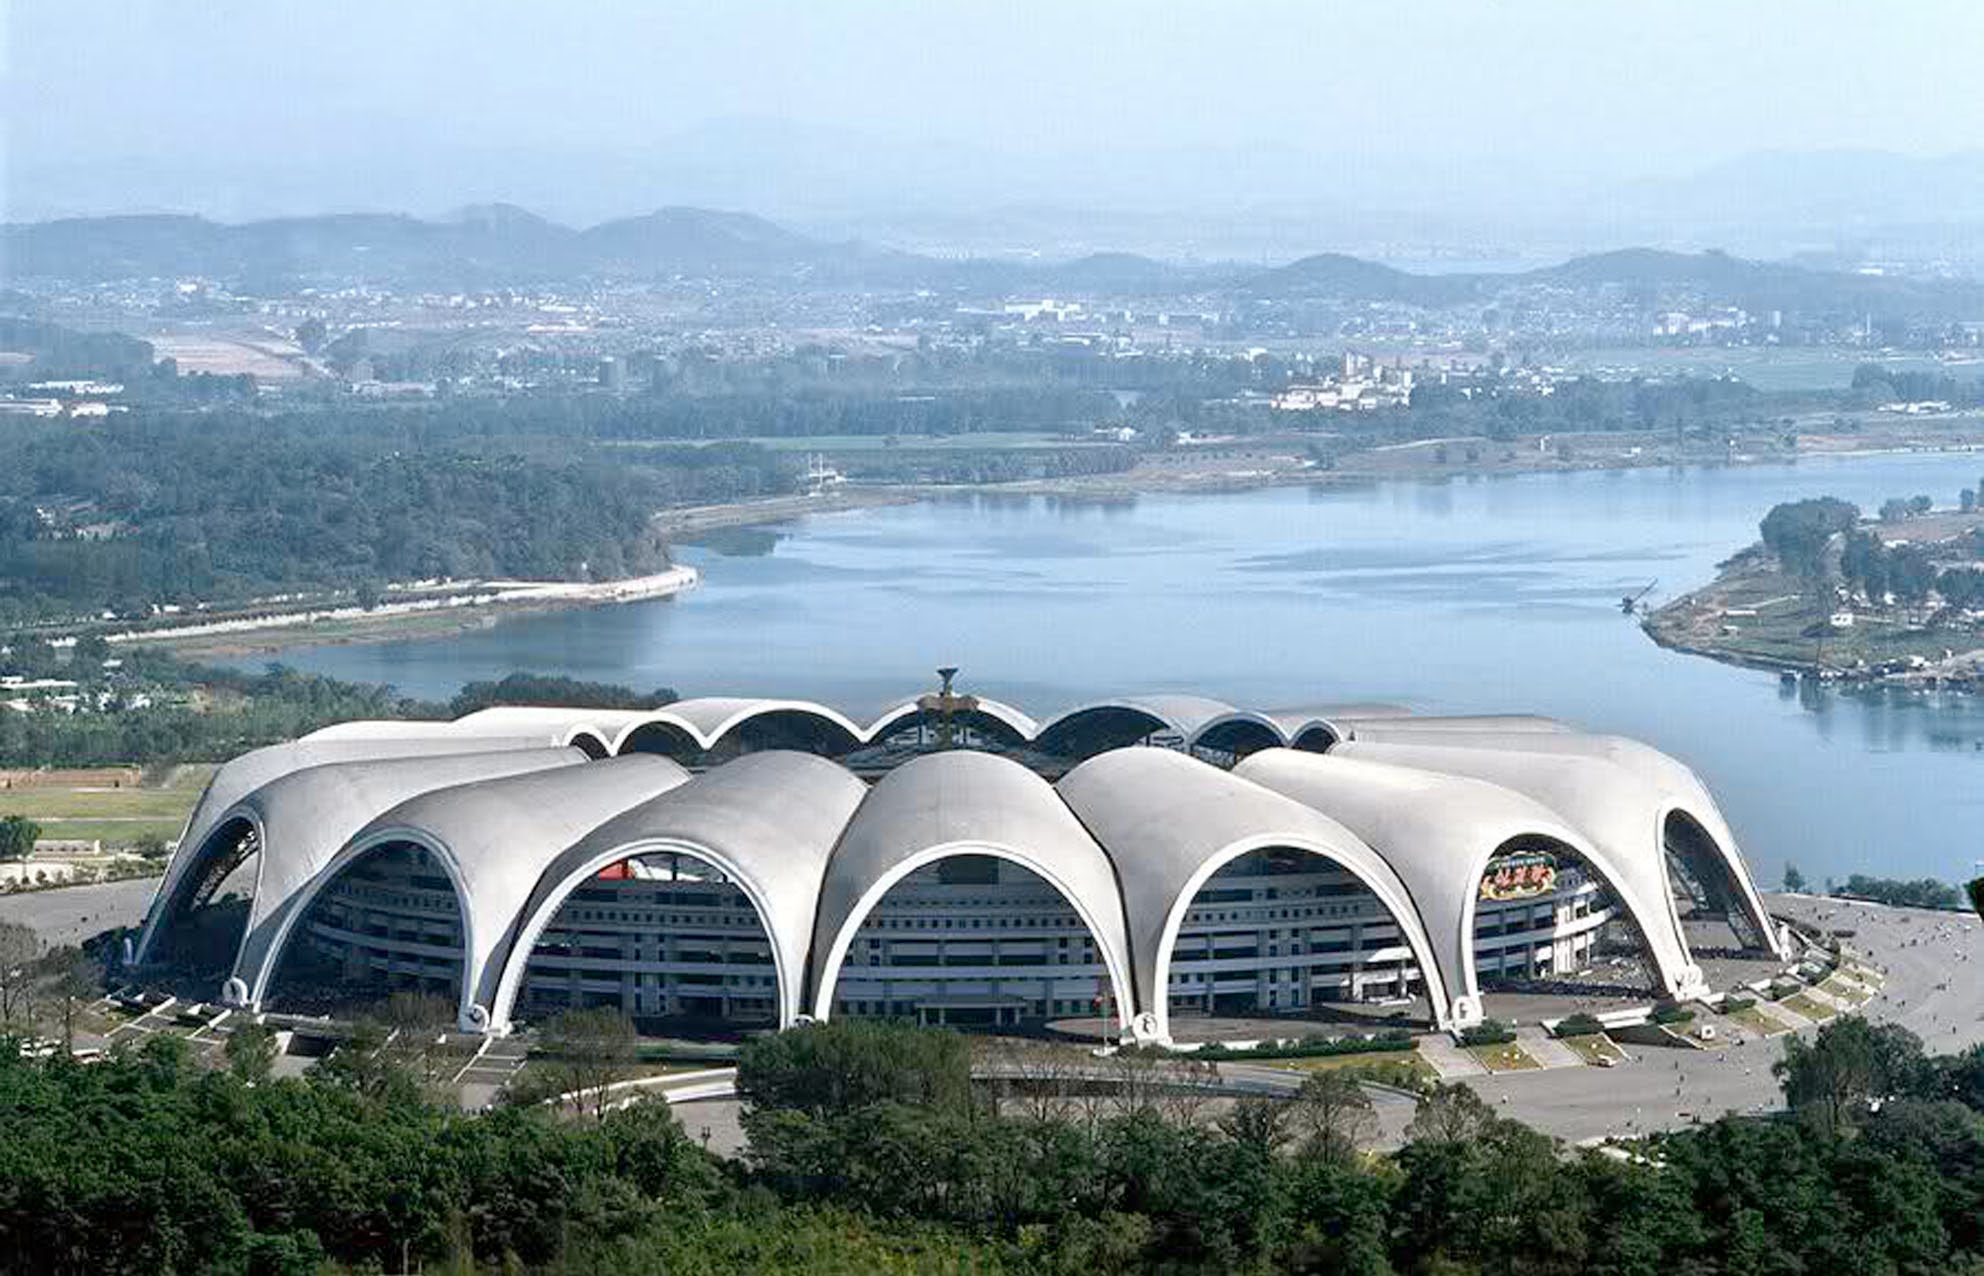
[0,316,154,380]
[1,206,863,285]
[1522,248,1984,321]
[1248,252,1478,306]
[8,209,1984,322]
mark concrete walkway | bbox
[1417,1033,1488,1079]
[1515,1025,1584,1070]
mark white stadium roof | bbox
[138,696,1783,1040]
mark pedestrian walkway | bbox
[1417,1033,1488,1079]
[456,1037,530,1108]
[1515,1025,1584,1070]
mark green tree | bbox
[537,1006,638,1118]
[0,920,42,1027]
[32,945,100,1052]
[1776,1017,1931,1135]
[0,815,39,862]
[224,1020,279,1082]
[736,1017,974,1119]
[1292,1068,1376,1164]
[1783,862,1808,893]
[1760,497,1860,578]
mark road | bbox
[11,882,1980,1147]
[0,877,157,947]
[1470,893,1984,1143]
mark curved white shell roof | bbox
[212,748,587,1006]
[809,750,1138,1031]
[139,698,1782,1039]
[1057,747,1453,1042]
[309,754,691,1030]
[485,751,869,1033]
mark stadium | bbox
[131,690,1783,1044]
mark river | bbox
[238,452,1984,887]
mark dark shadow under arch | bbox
[618,721,702,762]
[1291,726,1338,753]
[506,849,783,1035]
[1663,810,1768,951]
[716,709,863,758]
[871,707,1032,751]
[1034,707,1177,761]
[149,815,260,978]
[1193,719,1284,764]
[263,838,469,1017]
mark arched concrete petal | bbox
[862,697,1041,746]
[1056,748,1457,1041]
[606,698,869,755]
[1338,730,1781,961]
[206,748,587,1008]
[136,733,558,967]
[1037,694,1240,744]
[1336,715,1572,743]
[485,751,869,1033]
[1333,738,1750,996]
[808,751,1137,1035]
[1188,710,1290,753]
[1261,704,1412,745]
[1235,748,1623,1026]
[258,755,691,1031]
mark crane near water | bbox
[1620,580,1658,615]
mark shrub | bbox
[1652,1003,1697,1026]
[1459,1020,1516,1047]
[1552,1013,1606,1039]
[1722,996,1756,1014]
[1179,1031,1416,1062]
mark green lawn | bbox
[1467,1042,1541,1072]
[1780,993,1837,1024]
[1561,1034,1628,1066]
[1817,976,1873,1006]
[1722,1005,1787,1037]
[0,765,213,846]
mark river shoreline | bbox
[127,567,700,661]
[138,417,1984,662]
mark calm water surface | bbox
[250,454,1984,885]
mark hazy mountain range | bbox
[11,121,1984,268]
[9,204,1984,322]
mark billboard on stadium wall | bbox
[1479,850,1558,902]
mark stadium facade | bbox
[133,695,1783,1042]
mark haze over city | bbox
[13,1,1984,261]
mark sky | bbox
[6,1,1984,227]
